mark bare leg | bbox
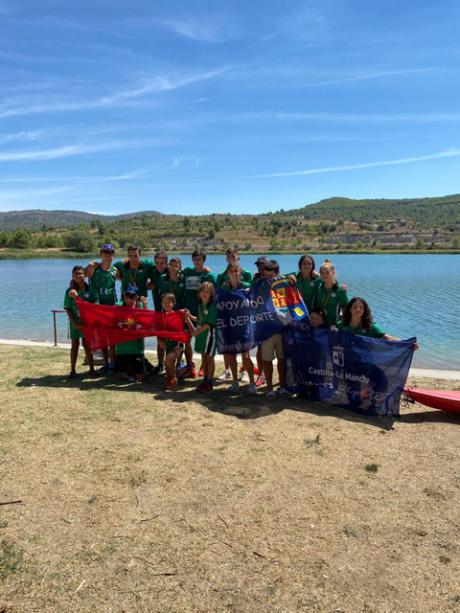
[228,354,238,381]
[277,358,286,388]
[242,352,255,384]
[83,341,95,372]
[263,360,274,391]
[70,338,80,373]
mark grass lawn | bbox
[0,344,459,612]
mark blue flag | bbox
[284,325,415,416]
[216,278,308,354]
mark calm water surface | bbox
[0,254,458,369]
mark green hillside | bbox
[0,194,459,255]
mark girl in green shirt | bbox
[313,260,349,327]
[185,282,217,393]
[337,297,400,340]
[294,254,321,311]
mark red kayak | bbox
[404,387,460,413]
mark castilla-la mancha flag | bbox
[76,298,189,351]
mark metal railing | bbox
[51,310,67,346]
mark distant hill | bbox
[289,194,460,226]
[0,194,459,253]
[0,209,163,231]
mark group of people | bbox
[64,243,413,397]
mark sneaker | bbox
[198,366,205,377]
[128,375,136,383]
[67,370,77,379]
[240,370,250,383]
[217,369,232,381]
[229,380,239,393]
[266,390,276,399]
[177,363,197,380]
[255,374,266,388]
[151,364,165,376]
[164,377,178,391]
[247,383,257,395]
[278,387,290,396]
[96,365,108,375]
[197,382,213,393]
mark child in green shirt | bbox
[64,265,99,379]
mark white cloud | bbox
[0,67,228,119]
[302,68,431,88]
[0,140,153,162]
[250,148,460,178]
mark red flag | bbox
[76,298,189,351]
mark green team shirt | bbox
[114,257,153,297]
[313,281,349,327]
[115,301,145,355]
[216,268,252,289]
[195,302,217,354]
[89,263,118,305]
[182,267,216,316]
[150,267,168,311]
[64,285,99,339]
[156,273,185,309]
[290,273,321,310]
[336,320,386,338]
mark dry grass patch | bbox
[0,345,460,612]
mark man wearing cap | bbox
[85,244,118,373]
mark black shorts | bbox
[115,354,145,375]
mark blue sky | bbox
[1,0,460,215]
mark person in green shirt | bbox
[180,249,216,379]
[287,254,321,311]
[85,243,118,373]
[313,260,349,327]
[156,257,185,309]
[114,285,147,382]
[64,265,99,379]
[336,297,412,342]
[218,265,257,394]
[114,245,153,302]
[185,282,218,393]
[149,249,169,312]
[148,249,169,375]
[216,248,252,288]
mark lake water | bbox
[0,254,458,369]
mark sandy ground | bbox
[0,344,460,612]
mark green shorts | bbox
[166,340,185,354]
[69,321,83,341]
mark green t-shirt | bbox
[216,269,252,289]
[150,267,168,311]
[89,263,118,305]
[156,274,185,309]
[195,302,217,354]
[182,267,216,316]
[114,257,153,298]
[115,301,145,355]
[313,281,349,327]
[64,285,99,324]
[336,320,386,338]
[290,273,321,310]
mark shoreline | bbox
[1,249,460,260]
[2,338,459,381]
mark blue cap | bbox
[124,284,138,296]
[101,243,115,252]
